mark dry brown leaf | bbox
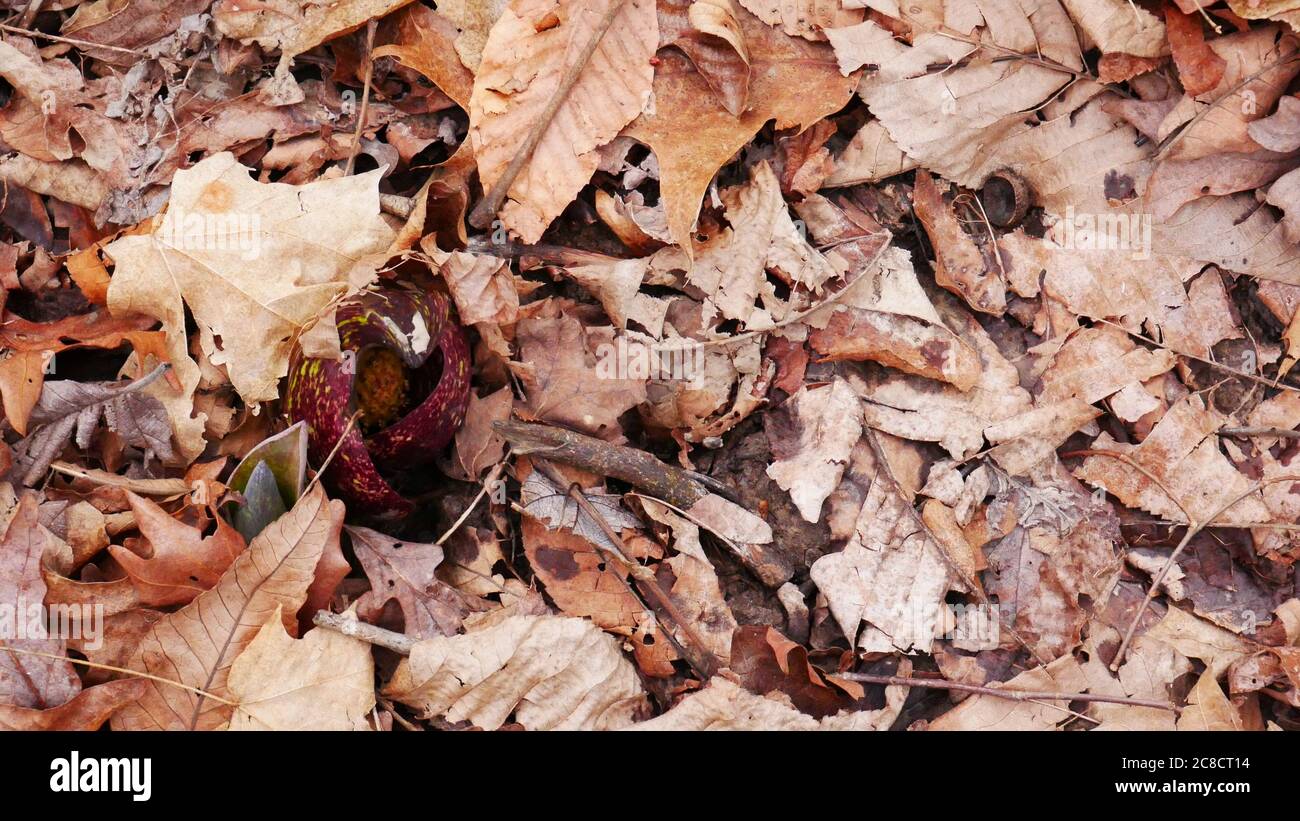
[1036,325,1176,404]
[738,0,862,40]
[1177,670,1244,730]
[105,153,396,460]
[0,495,81,710]
[810,438,960,654]
[349,525,485,641]
[764,378,862,523]
[374,2,476,108]
[215,0,417,61]
[111,485,344,730]
[928,655,1089,730]
[624,5,858,249]
[689,161,836,325]
[468,0,658,243]
[510,300,648,440]
[228,607,375,731]
[384,614,648,730]
[1074,395,1271,526]
[629,675,906,730]
[850,299,1033,460]
[0,679,148,731]
[912,170,1005,315]
[108,494,246,607]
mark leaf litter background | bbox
[0,0,1299,731]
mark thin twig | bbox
[434,460,506,547]
[303,410,361,496]
[838,671,1178,713]
[1219,426,1300,440]
[343,20,378,177]
[0,22,144,56]
[313,610,415,654]
[467,0,630,230]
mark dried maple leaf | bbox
[437,0,511,70]
[107,493,247,607]
[624,5,858,250]
[227,607,375,731]
[348,525,485,641]
[384,614,648,730]
[111,486,344,731]
[468,0,658,243]
[104,153,396,459]
[0,495,81,711]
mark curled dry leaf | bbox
[658,0,751,116]
[384,614,648,730]
[469,0,658,242]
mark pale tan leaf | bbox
[384,614,648,730]
[764,379,862,523]
[228,607,375,731]
[738,0,863,40]
[628,676,906,730]
[105,153,396,458]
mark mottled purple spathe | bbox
[285,287,470,520]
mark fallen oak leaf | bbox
[110,485,345,731]
[107,493,247,608]
[624,4,858,251]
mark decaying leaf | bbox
[384,614,648,730]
